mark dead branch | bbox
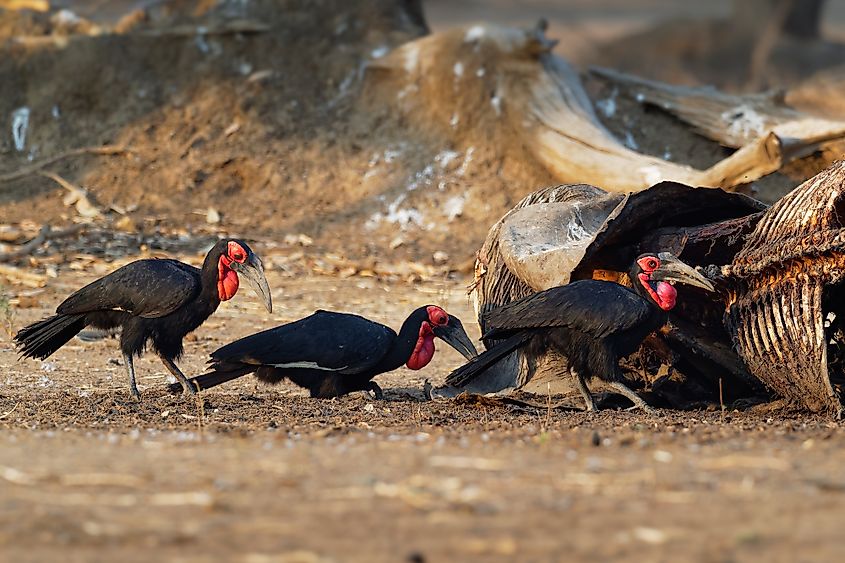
[0,223,85,263]
[0,145,130,185]
[38,171,102,217]
[0,225,48,261]
[591,67,845,159]
[375,24,789,192]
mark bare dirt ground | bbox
[3,1,845,561]
[1,263,845,562]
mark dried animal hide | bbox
[721,160,845,416]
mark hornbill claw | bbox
[364,381,384,400]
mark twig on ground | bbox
[0,145,130,185]
[0,403,19,420]
[0,223,86,263]
[38,171,102,217]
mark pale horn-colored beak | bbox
[652,252,715,292]
[232,252,273,312]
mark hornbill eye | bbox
[427,306,449,326]
[227,241,248,263]
[647,258,659,270]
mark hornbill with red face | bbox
[15,239,272,400]
[170,305,478,398]
[446,253,715,411]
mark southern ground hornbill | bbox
[447,253,714,411]
[169,306,478,398]
[15,239,272,400]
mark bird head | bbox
[632,252,714,311]
[406,305,478,370]
[213,239,273,313]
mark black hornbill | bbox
[15,239,272,400]
[446,253,715,411]
[169,305,478,398]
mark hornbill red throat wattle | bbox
[15,239,272,400]
[169,305,478,399]
[447,253,715,411]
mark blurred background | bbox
[1,0,843,263]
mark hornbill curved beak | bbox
[232,252,273,312]
[653,252,715,292]
[432,316,479,360]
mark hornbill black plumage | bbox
[15,239,272,400]
[446,253,715,411]
[169,305,478,398]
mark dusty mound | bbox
[0,0,841,267]
[1,0,551,264]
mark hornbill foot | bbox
[422,379,434,401]
[571,368,597,412]
[365,381,384,400]
[178,379,199,395]
[124,352,141,401]
[608,382,655,413]
[159,355,197,395]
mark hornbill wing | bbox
[483,281,652,339]
[57,259,201,318]
[210,310,397,375]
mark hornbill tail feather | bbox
[168,362,258,394]
[446,332,532,387]
[14,314,87,360]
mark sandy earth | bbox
[2,1,845,561]
[1,265,844,562]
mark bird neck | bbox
[630,268,677,312]
[199,248,228,307]
[382,311,434,372]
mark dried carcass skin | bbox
[462,181,763,398]
[724,160,845,416]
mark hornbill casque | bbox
[15,239,272,400]
[169,305,478,399]
[446,253,715,411]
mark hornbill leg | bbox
[124,352,141,401]
[159,355,197,395]
[608,381,655,413]
[571,368,597,412]
[365,381,384,400]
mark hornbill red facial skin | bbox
[446,252,714,411]
[14,239,272,400]
[171,305,478,399]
